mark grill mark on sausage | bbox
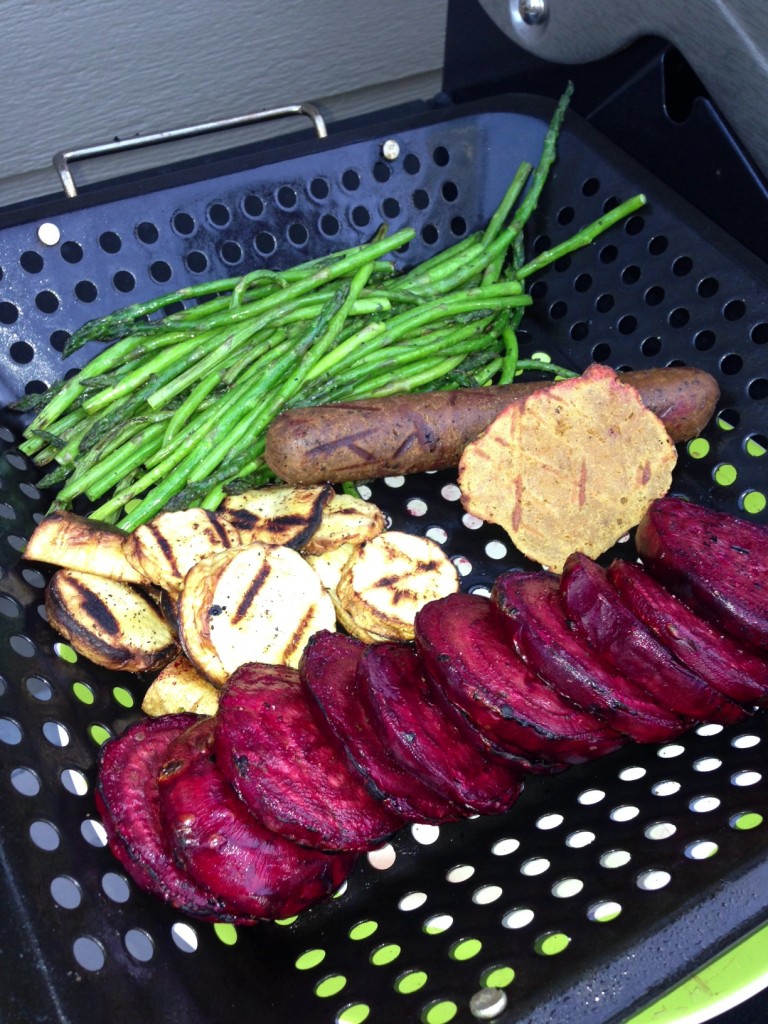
[232,562,272,624]
[70,577,121,636]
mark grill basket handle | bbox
[52,102,328,199]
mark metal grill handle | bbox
[52,102,329,199]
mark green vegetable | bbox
[18,83,645,528]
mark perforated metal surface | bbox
[0,96,767,1024]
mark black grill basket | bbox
[0,95,767,1024]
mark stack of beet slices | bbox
[96,496,768,922]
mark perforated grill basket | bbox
[0,95,767,1024]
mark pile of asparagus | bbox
[16,86,644,530]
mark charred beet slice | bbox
[492,571,685,742]
[95,713,254,923]
[157,718,356,919]
[359,640,526,815]
[560,552,745,724]
[416,592,625,766]
[636,496,768,649]
[214,661,402,850]
[609,558,768,706]
[300,631,462,823]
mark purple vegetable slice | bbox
[95,713,254,923]
[358,640,526,815]
[492,570,685,742]
[157,717,356,918]
[609,558,768,706]
[300,630,462,823]
[560,552,746,724]
[214,661,402,850]
[636,496,768,649]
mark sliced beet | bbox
[416,592,625,766]
[157,717,356,919]
[95,713,254,923]
[300,631,462,823]
[214,661,401,850]
[636,496,768,649]
[609,558,768,706]
[359,640,526,815]
[492,571,685,742]
[560,552,745,724]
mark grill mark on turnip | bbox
[232,562,272,623]
[150,524,180,577]
[282,606,316,661]
[205,510,234,547]
[70,578,121,636]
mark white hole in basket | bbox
[551,877,584,899]
[472,885,503,905]
[485,541,507,560]
[399,891,428,911]
[384,475,405,488]
[636,869,671,891]
[73,935,106,972]
[452,555,473,577]
[732,734,761,749]
[171,922,198,953]
[588,900,623,923]
[696,723,724,737]
[619,766,646,782]
[124,928,155,963]
[0,717,22,745]
[657,743,685,759]
[652,779,681,797]
[685,840,719,861]
[492,838,520,856]
[51,875,82,909]
[11,766,40,796]
[411,823,440,845]
[38,222,61,246]
[102,872,131,903]
[610,805,640,823]
[406,498,427,517]
[60,768,88,796]
[42,720,70,747]
[536,813,564,830]
[578,788,605,805]
[502,907,534,930]
[356,484,372,500]
[426,526,448,544]
[30,819,60,851]
[423,913,453,935]
[446,863,475,883]
[644,821,677,841]
[520,857,549,877]
[600,849,631,869]
[693,757,722,773]
[81,818,108,847]
[462,512,484,530]
[566,830,596,849]
[367,844,396,870]
[471,585,491,598]
[731,770,762,787]
[441,484,461,501]
[690,795,721,813]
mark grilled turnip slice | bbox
[95,713,252,922]
[178,543,336,685]
[358,641,525,815]
[335,530,459,642]
[123,508,239,592]
[300,630,462,822]
[24,509,148,584]
[416,592,624,768]
[491,571,685,742]
[46,569,177,672]
[560,552,745,723]
[609,558,768,706]
[214,661,402,850]
[636,496,768,649]
[142,655,221,717]
[158,717,356,919]
[305,541,360,593]
[301,492,386,555]
[217,484,333,548]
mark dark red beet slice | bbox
[95,713,254,923]
[214,661,401,850]
[157,717,356,919]
[636,496,768,649]
[492,571,685,742]
[300,631,462,823]
[609,558,768,706]
[416,592,625,766]
[560,552,745,724]
[358,640,526,814]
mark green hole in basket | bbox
[349,920,378,941]
[54,642,77,664]
[746,436,766,456]
[731,811,763,830]
[274,915,298,926]
[743,491,767,515]
[72,681,94,705]
[717,414,735,431]
[88,724,112,746]
[370,943,401,966]
[295,948,326,970]
[112,686,134,708]
[535,932,571,956]
[481,966,515,988]
[314,974,346,998]
[714,463,737,486]
[530,350,552,363]
[213,923,237,945]
[338,1004,370,1024]
[589,900,622,923]
[687,437,710,459]
[423,914,453,936]
[422,999,458,1024]
[396,970,428,994]
[450,938,482,961]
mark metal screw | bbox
[518,0,549,26]
[381,139,400,161]
[469,986,508,1020]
